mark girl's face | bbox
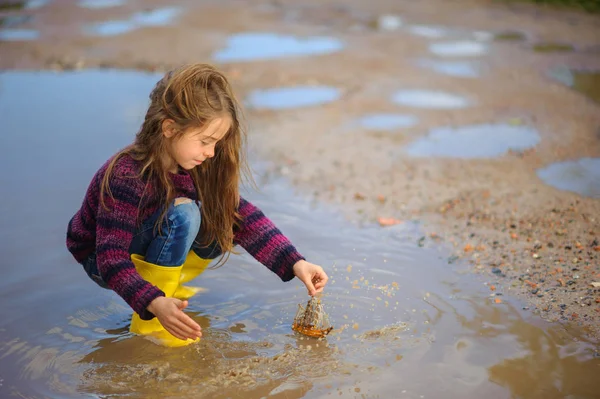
[163,116,231,172]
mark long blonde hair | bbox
[101,63,249,265]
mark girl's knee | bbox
[169,198,201,237]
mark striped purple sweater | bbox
[67,154,304,319]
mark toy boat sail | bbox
[292,297,333,338]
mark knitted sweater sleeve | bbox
[233,196,305,282]
[96,172,164,320]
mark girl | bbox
[66,63,328,347]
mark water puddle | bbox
[0,13,31,27]
[0,28,38,40]
[548,67,600,104]
[537,158,600,198]
[0,70,599,399]
[532,42,575,53]
[212,32,344,63]
[78,0,125,9]
[405,123,541,158]
[84,7,181,36]
[493,31,527,42]
[416,59,480,78]
[26,0,47,8]
[0,0,47,10]
[246,86,341,110]
[406,24,447,38]
[392,89,471,109]
[429,40,488,57]
[357,113,418,130]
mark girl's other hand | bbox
[147,297,202,340]
[292,260,329,296]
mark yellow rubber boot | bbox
[173,250,211,300]
[129,254,199,347]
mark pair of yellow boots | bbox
[129,250,210,347]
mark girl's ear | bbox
[162,119,177,138]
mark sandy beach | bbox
[2,0,599,341]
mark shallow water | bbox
[213,32,344,63]
[246,86,341,110]
[78,0,126,9]
[537,158,600,198]
[405,123,541,158]
[84,7,181,36]
[0,0,47,10]
[548,68,600,104]
[428,40,488,57]
[0,14,31,27]
[0,27,39,40]
[357,113,418,130]
[416,59,480,78]
[0,70,599,399]
[406,25,447,39]
[532,43,575,53]
[392,89,471,109]
[494,31,527,42]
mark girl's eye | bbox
[201,141,209,145]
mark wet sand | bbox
[1,0,599,346]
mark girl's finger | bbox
[318,271,329,282]
[171,318,199,339]
[165,323,188,340]
[179,313,202,332]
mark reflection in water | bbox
[213,32,344,63]
[405,123,540,158]
[0,28,39,40]
[78,0,126,9]
[84,7,181,36]
[246,86,341,110]
[548,67,600,104]
[0,70,599,399]
[406,25,447,38]
[429,40,488,57]
[357,113,418,130]
[26,0,48,8]
[537,157,600,198]
[416,59,480,78]
[572,71,600,104]
[392,89,470,109]
[0,14,31,27]
[532,43,575,53]
[494,31,527,42]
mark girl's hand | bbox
[147,297,202,340]
[292,260,329,296]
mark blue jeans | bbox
[83,198,220,288]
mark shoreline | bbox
[2,0,599,339]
